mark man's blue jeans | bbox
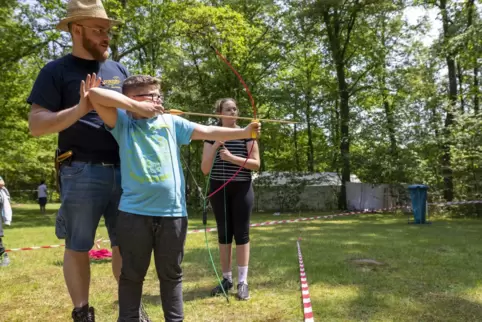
[56,161,121,251]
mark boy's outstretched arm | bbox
[88,88,119,128]
[191,123,261,141]
[89,87,164,128]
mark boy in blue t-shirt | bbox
[86,74,260,321]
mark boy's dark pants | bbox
[117,211,188,322]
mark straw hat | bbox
[56,0,122,32]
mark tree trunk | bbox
[338,68,351,210]
[457,61,465,113]
[384,99,398,156]
[323,8,353,210]
[293,93,300,171]
[305,95,314,172]
[475,67,480,115]
[467,0,479,115]
[331,100,340,171]
[304,64,315,172]
[379,14,397,162]
[440,0,455,201]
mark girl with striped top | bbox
[201,98,261,300]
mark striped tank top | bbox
[205,139,253,181]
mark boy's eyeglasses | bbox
[133,94,164,102]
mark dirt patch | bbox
[348,258,387,272]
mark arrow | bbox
[166,109,298,124]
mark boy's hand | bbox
[78,73,101,116]
[243,121,261,138]
[134,101,165,118]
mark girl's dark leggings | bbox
[209,180,254,245]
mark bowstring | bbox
[159,113,229,302]
[203,145,230,302]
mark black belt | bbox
[71,158,120,167]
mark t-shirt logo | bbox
[102,76,122,90]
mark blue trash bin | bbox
[408,184,428,224]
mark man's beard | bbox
[82,34,109,62]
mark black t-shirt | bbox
[205,139,253,181]
[27,54,130,163]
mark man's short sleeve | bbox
[106,109,129,141]
[173,116,196,146]
[26,68,62,112]
[122,65,130,78]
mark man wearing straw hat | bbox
[27,1,152,321]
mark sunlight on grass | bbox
[2,204,482,321]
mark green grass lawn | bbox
[2,204,482,321]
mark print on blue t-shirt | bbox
[108,112,195,217]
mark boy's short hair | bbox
[122,75,161,94]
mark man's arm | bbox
[28,104,86,137]
[191,123,260,142]
[28,72,100,137]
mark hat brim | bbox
[56,16,123,32]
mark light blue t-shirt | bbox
[108,111,196,217]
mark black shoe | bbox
[211,278,233,296]
[71,305,95,322]
[237,282,250,300]
[140,303,152,322]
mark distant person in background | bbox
[38,180,48,214]
[0,175,12,267]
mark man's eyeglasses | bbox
[75,24,113,37]
[133,94,164,102]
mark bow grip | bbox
[251,119,259,139]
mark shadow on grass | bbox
[52,259,112,267]
[142,287,215,305]
[8,210,58,229]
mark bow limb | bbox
[207,46,257,199]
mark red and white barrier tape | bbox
[5,211,366,252]
[6,200,482,252]
[297,238,314,322]
[6,244,65,252]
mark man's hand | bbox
[219,148,234,162]
[78,73,102,116]
[243,121,261,138]
[134,101,165,118]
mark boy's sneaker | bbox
[211,278,233,296]
[0,253,10,267]
[237,282,250,300]
[140,303,152,322]
[71,305,95,322]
